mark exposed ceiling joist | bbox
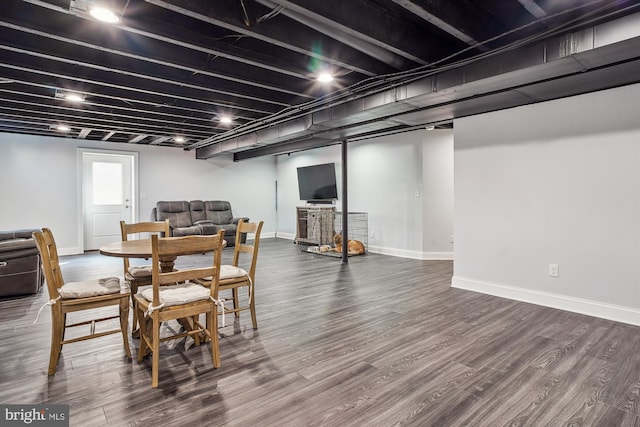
[392,0,485,48]
[517,0,547,18]
[102,131,116,141]
[255,0,427,68]
[1,0,637,152]
[145,0,385,77]
[129,134,147,143]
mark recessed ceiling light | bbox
[56,125,71,132]
[89,7,120,23]
[64,93,85,103]
[219,116,232,124]
[317,72,334,83]
[174,136,185,143]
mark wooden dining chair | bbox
[33,228,131,376]
[134,231,224,388]
[120,220,170,334]
[196,219,264,329]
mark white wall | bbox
[453,83,640,325]
[423,130,454,258]
[275,129,454,259]
[0,124,454,260]
[0,133,276,254]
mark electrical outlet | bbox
[370,230,376,239]
[450,234,454,243]
[548,264,559,277]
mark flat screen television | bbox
[297,163,338,202]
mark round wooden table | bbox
[99,239,177,273]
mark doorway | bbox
[80,150,137,250]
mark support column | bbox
[341,139,348,264]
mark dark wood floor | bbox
[1,238,640,426]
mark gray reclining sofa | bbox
[0,228,43,297]
[151,200,248,246]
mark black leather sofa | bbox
[0,228,43,297]
[150,200,248,246]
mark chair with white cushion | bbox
[33,228,131,375]
[196,219,263,329]
[134,231,224,388]
[120,220,170,335]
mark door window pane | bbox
[93,162,122,205]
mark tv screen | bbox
[297,163,338,202]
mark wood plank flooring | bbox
[1,238,640,426]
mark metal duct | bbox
[196,11,640,160]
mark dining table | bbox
[99,238,176,273]
[99,237,227,271]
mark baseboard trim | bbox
[421,251,454,260]
[58,246,83,256]
[275,232,296,241]
[451,276,640,326]
[369,245,453,260]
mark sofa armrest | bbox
[150,207,157,222]
[231,217,249,225]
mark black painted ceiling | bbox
[1,0,639,158]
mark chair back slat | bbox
[156,268,216,287]
[231,219,264,280]
[121,220,170,239]
[33,228,64,299]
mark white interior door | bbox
[83,152,135,250]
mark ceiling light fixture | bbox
[425,125,435,131]
[55,89,86,102]
[64,93,85,103]
[317,72,334,83]
[56,125,71,132]
[174,136,186,143]
[89,6,121,23]
[219,116,233,125]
